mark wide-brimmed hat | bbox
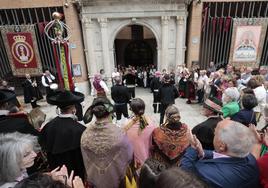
[0,89,16,104]
[83,97,114,124]
[203,97,222,114]
[46,90,84,108]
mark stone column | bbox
[161,16,169,71]
[81,16,97,76]
[157,47,161,71]
[176,16,185,67]
[98,18,111,76]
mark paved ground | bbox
[19,87,266,129]
[19,87,207,129]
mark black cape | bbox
[40,117,86,179]
[0,115,39,136]
[192,116,222,150]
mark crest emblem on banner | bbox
[0,25,43,76]
[10,34,34,66]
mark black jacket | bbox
[22,79,43,103]
[158,83,179,105]
[231,109,257,126]
[111,84,130,104]
[124,73,136,85]
[150,77,161,92]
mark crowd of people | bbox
[0,62,268,188]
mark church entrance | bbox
[114,24,157,68]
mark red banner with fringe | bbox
[1,25,42,77]
[6,32,38,69]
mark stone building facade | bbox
[79,0,188,76]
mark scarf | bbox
[124,115,149,135]
[153,123,189,160]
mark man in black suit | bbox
[22,73,43,108]
[111,76,130,120]
[150,71,162,113]
[123,68,136,98]
[158,74,179,124]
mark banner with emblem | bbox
[229,18,268,68]
[0,25,42,76]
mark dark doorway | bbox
[114,24,157,68]
[124,40,153,67]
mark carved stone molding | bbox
[79,0,186,6]
[81,16,93,28]
[176,16,185,25]
[98,18,108,28]
[161,16,170,25]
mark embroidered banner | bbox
[229,18,268,68]
[1,25,42,76]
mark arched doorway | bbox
[114,24,157,68]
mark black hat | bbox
[163,74,171,83]
[0,89,16,104]
[46,90,84,108]
[203,97,222,114]
[83,97,114,124]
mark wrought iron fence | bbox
[200,1,268,69]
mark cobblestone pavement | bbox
[19,87,266,129]
[19,87,208,129]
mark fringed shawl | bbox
[152,123,190,160]
[81,121,133,188]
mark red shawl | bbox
[152,124,190,160]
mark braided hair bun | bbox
[165,105,182,130]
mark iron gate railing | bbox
[0,6,64,93]
[200,1,268,69]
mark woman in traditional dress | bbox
[124,98,157,171]
[178,69,188,98]
[92,73,109,97]
[151,105,190,167]
[81,97,133,188]
[185,70,197,104]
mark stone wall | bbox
[81,3,188,75]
